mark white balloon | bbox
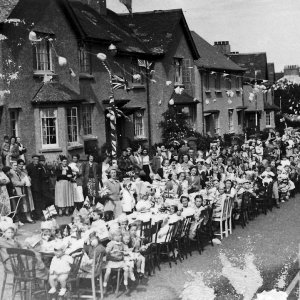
[110,115,115,121]
[58,56,67,66]
[169,99,174,105]
[29,31,37,41]
[106,113,111,118]
[97,53,107,61]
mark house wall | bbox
[0,0,85,162]
[200,71,244,136]
[148,24,197,144]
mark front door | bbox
[246,112,260,135]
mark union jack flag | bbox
[112,74,128,91]
[138,59,153,70]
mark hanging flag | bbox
[138,59,153,70]
[111,74,128,90]
[119,0,132,14]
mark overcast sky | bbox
[108,0,300,72]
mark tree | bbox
[159,106,194,145]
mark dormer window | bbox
[33,38,53,74]
[174,58,183,85]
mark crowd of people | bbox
[0,127,299,296]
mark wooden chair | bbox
[6,248,49,300]
[179,217,193,259]
[0,252,15,300]
[140,219,152,245]
[150,220,163,272]
[78,252,105,299]
[233,192,249,228]
[157,222,178,268]
[172,219,184,262]
[212,197,229,240]
[197,205,214,247]
[226,197,234,236]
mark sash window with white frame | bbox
[134,110,145,138]
[266,111,273,127]
[67,107,79,143]
[33,39,53,72]
[40,108,58,148]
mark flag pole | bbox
[101,60,117,159]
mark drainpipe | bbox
[146,68,152,150]
[200,68,205,135]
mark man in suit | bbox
[27,154,43,220]
[39,155,54,208]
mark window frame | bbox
[215,74,221,90]
[40,108,58,149]
[174,58,183,85]
[228,109,234,133]
[82,105,93,135]
[265,111,272,127]
[67,107,79,144]
[34,39,53,73]
[133,110,145,138]
[10,110,19,137]
[131,58,145,85]
[78,45,91,74]
[225,75,232,90]
[204,72,210,90]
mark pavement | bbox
[1,196,300,300]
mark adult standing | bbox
[99,155,111,186]
[81,154,99,203]
[130,145,143,175]
[9,161,34,224]
[27,154,43,220]
[16,159,35,223]
[16,137,26,162]
[39,155,54,208]
[141,148,153,183]
[1,135,10,166]
[55,156,74,216]
[6,137,19,166]
[0,168,11,216]
[104,168,122,218]
[69,154,84,210]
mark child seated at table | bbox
[129,223,146,278]
[103,228,129,292]
[48,243,74,296]
[189,195,206,240]
[90,209,109,240]
[118,214,129,233]
[81,231,106,273]
[122,231,136,282]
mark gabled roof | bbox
[119,9,199,59]
[66,1,151,56]
[171,91,199,105]
[32,82,83,104]
[191,31,244,72]
[0,0,20,23]
[228,52,268,80]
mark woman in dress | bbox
[81,154,99,203]
[55,156,74,216]
[9,161,34,224]
[69,154,84,211]
[141,148,153,183]
[0,168,11,216]
[17,159,35,223]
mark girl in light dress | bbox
[103,228,129,292]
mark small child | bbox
[81,231,106,273]
[103,229,129,293]
[122,231,136,281]
[90,209,109,241]
[129,223,146,278]
[48,243,74,296]
[118,214,129,234]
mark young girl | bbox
[103,228,129,292]
[129,223,146,278]
[48,243,74,296]
[122,231,136,282]
[121,181,135,215]
[81,231,106,273]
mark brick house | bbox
[0,0,199,162]
[119,10,200,142]
[228,51,279,135]
[191,34,245,137]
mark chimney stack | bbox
[75,0,107,15]
[284,65,300,76]
[214,41,231,55]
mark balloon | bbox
[97,53,107,61]
[169,99,174,105]
[110,115,115,121]
[58,56,67,66]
